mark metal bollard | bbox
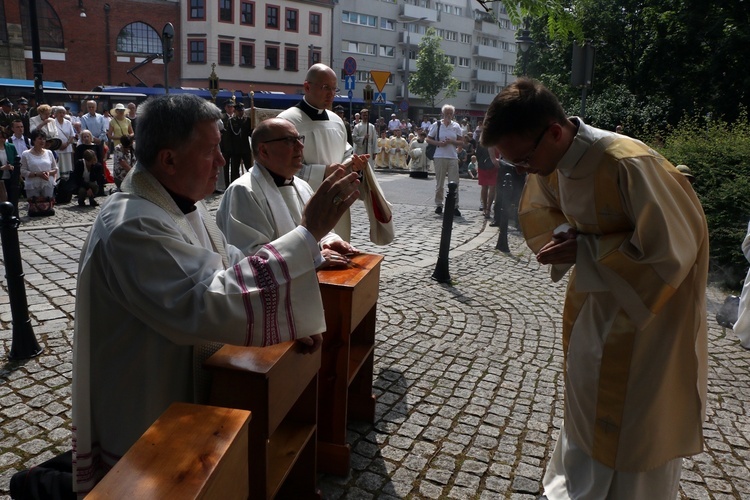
[495,172,512,252]
[432,182,457,283]
[0,202,43,360]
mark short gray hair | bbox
[135,94,221,170]
[441,104,455,115]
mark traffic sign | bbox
[399,100,409,111]
[348,90,353,100]
[370,71,391,92]
[374,92,386,104]
[344,75,356,90]
[343,57,357,76]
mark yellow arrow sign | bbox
[369,71,391,93]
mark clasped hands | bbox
[536,226,578,265]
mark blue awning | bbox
[0,78,66,90]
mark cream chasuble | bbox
[518,120,708,472]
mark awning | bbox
[0,78,67,90]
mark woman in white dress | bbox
[53,106,77,179]
[20,129,58,216]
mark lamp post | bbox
[516,19,533,76]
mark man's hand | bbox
[341,154,370,173]
[302,168,360,241]
[296,333,323,354]
[318,248,350,269]
[323,239,358,256]
[536,227,578,265]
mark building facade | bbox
[0,0,180,94]
[181,0,335,95]
[332,0,518,122]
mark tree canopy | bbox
[409,27,460,110]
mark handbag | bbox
[425,122,441,160]
[359,163,395,245]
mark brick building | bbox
[0,0,180,92]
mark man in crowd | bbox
[16,98,31,141]
[277,63,367,241]
[225,101,253,184]
[0,98,17,129]
[481,78,708,499]
[9,119,29,156]
[389,128,408,169]
[79,100,109,161]
[71,93,361,495]
[426,104,464,216]
[334,105,353,145]
[217,117,356,267]
[218,98,236,190]
[352,108,377,159]
[388,113,401,134]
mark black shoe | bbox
[454,208,462,217]
[435,206,443,214]
[89,198,98,207]
[489,221,499,227]
[78,198,85,207]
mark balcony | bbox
[399,4,438,23]
[474,44,501,59]
[471,92,496,106]
[398,57,418,71]
[398,31,424,47]
[472,69,504,82]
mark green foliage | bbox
[659,111,750,288]
[409,28,460,110]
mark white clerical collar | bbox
[302,97,326,115]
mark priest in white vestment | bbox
[278,64,368,241]
[217,117,357,267]
[481,79,708,500]
[71,94,361,495]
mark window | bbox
[117,22,161,54]
[454,6,462,15]
[266,5,279,29]
[266,46,279,68]
[460,33,471,44]
[379,45,395,57]
[20,1,63,48]
[189,39,206,63]
[219,0,232,22]
[458,57,470,67]
[445,31,457,42]
[380,18,395,30]
[285,9,298,31]
[445,55,456,65]
[309,13,321,35]
[311,50,321,65]
[285,48,298,71]
[478,84,497,94]
[240,43,254,66]
[435,28,444,38]
[342,12,376,28]
[459,81,470,91]
[342,41,376,55]
[354,71,393,84]
[219,40,233,65]
[240,2,254,25]
[189,0,205,20]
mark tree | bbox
[409,27,459,110]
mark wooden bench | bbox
[204,340,321,499]
[316,252,383,475]
[88,402,251,499]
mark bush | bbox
[658,111,750,289]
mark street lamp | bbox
[516,19,533,76]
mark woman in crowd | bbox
[53,106,77,180]
[0,126,19,202]
[108,103,134,149]
[28,104,58,139]
[20,129,58,216]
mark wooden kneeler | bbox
[88,402,251,499]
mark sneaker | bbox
[435,206,443,214]
[454,208,462,217]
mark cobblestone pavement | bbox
[1,182,750,499]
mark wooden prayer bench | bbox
[204,340,321,499]
[87,402,251,499]
[316,252,383,475]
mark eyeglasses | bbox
[314,83,340,93]
[262,135,305,146]
[509,124,551,168]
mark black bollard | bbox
[432,182,457,283]
[495,172,512,252]
[0,202,43,360]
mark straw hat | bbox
[111,103,127,114]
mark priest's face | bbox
[168,120,225,202]
[305,70,338,110]
[494,126,556,177]
[262,121,305,179]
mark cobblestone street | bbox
[1,180,749,499]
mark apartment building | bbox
[332,0,519,121]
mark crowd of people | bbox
[0,97,137,217]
